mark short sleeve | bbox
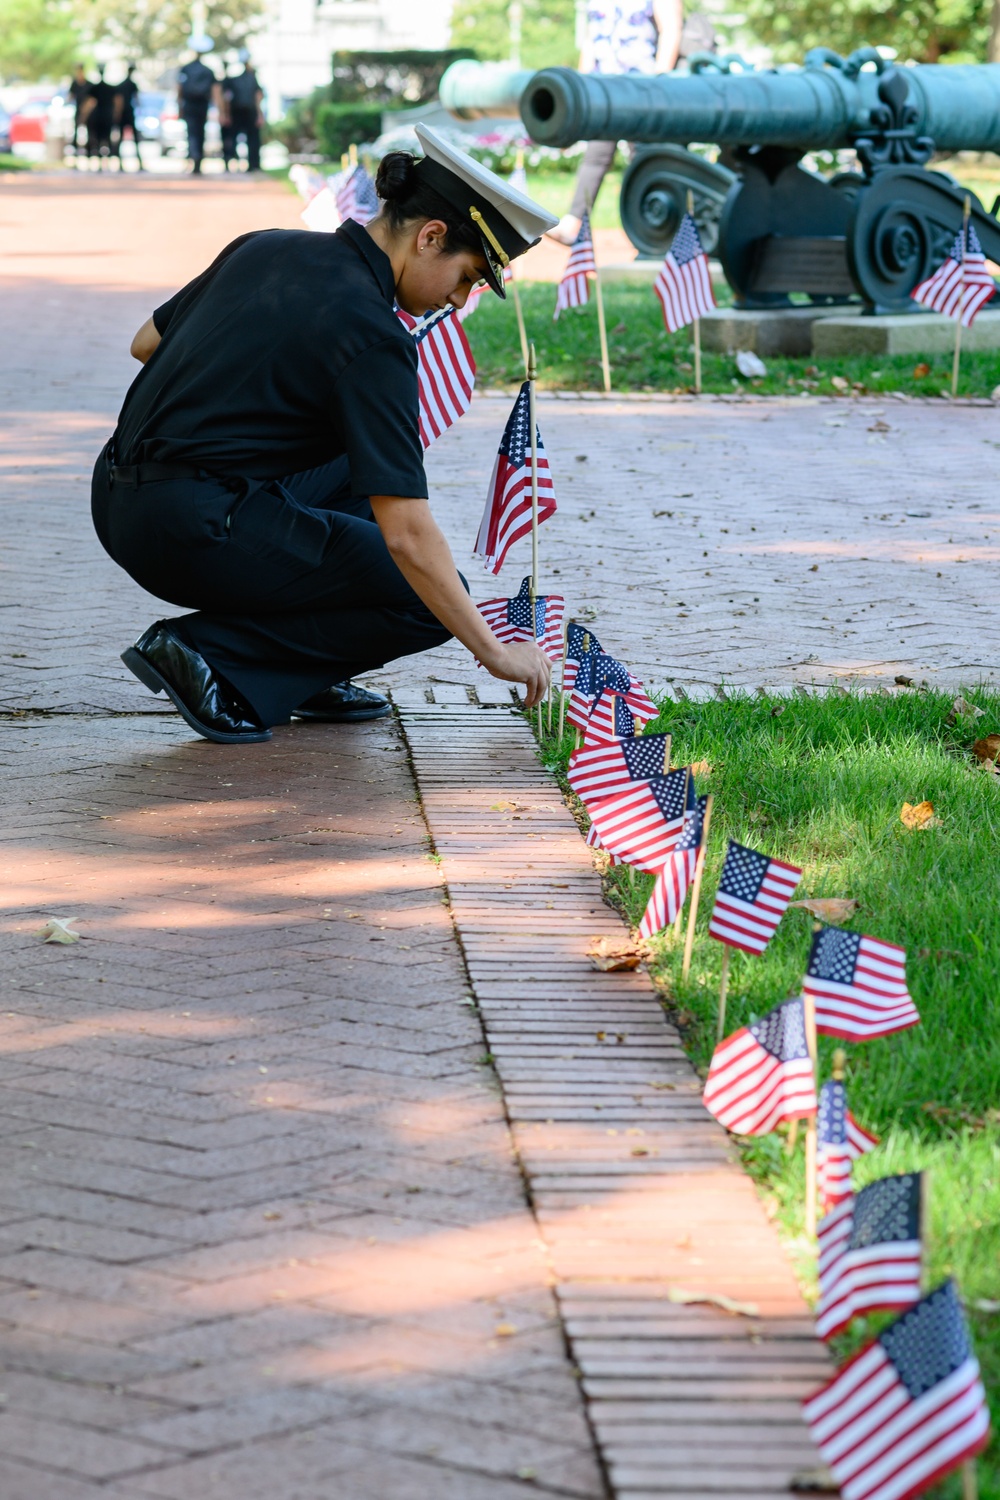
[333,334,427,499]
[152,230,266,337]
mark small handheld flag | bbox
[816,1173,923,1340]
[396,306,476,450]
[476,576,565,663]
[586,765,696,873]
[708,840,802,955]
[818,1078,879,1211]
[564,622,603,694]
[568,731,673,803]
[912,223,996,327]
[473,382,556,575]
[802,1280,990,1500]
[554,209,596,317]
[566,651,657,731]
[639,793,708,939]
[334,164,379,227]
[583,688,635,745]
[702,995,817,1136]
[805,926,920,1042]
[654,212,716,334]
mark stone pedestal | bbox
[698,306,845,357]
[813,309,1000,356]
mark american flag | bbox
[395,306,476,449]
[583,688,636,745]
[708,841,802,956]
[476,575,566,663]
[568,730,673,803]
[639,793,708,939]
[816,1173,923,1341]
[566,650,657,731]
[912,223,996,327]
[818,1079,879,1212]
[802,1280,990,1500]
[473,382,556,575]
[702,995,817,1136]
[654,212,716,334]
[334,164,380,226]
[564,622,602,694]
[586,765,695,873]
[805,926,920,1042]
[554,209,596,317]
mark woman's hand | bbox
[481,640,552,709]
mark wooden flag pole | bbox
[681,793,713,979]
[588,197,612,394]
[348,142,358,168]
[716,947,731,1042]
[558,622,574,741]
[951,194,971,399]
[962,1463,978,1500]
[527,342,543,731]
[804,985,819,1238]
[687,191,702,395]
[511,275,530,377]
[661,733,672,776]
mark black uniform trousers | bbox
[183,101,209,165]
[229,106,260,171]
[91,445,455,727]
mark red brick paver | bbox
[398,696,830,1497]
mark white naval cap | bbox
[412,123,558,297]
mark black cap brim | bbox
[477,237,507,298]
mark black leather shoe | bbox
[291,682,391,722]
[121,623,272,744]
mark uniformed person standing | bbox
[85,65,118,170]
[221,50,263,173]
[115,64,144,172]
[177,46,217,175]
[91,127,558,744]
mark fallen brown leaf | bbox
[587,936,642,972]
[667,1287,759,1317]
[868,419,890,433]
[494,1322,517,1337]
[36,917,81,945]
[489,800,518,812]
[947,695,986,725]
[972,734,1000,764]
[790,1467,839,1493]
[913,362,931,378]
[689,759,712,777]
[900,800,938,830]
[790,898,859,923]
[831,375,850,392]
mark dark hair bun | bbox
[375,152,417,204]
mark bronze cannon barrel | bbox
[520,60,1000,153]
[439,60,534,120]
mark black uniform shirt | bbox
[114,220,426,498]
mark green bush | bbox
[315,102,385,161]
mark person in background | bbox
[85,64,118,171]
[546,0,682,244]
[177,45,217,175]
[220,50,263,173]
[217,65,237,171]
[67,64,91,158]
[116,64,144,172]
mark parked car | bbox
[0,104,11,153]
[135,91,166,146]
[9,96,53,146]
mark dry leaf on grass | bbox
[972,734,1000,764]
[947,695,986,725]
[831,375,850,392]
[689,759,713,777]
[790,898,859,923]
[587,936,642,972]
[913,362,931,378]
[36,917,81,944]
[900,800,938,830]
[667,1287,759,1317]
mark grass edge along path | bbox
[533,686,1000,1500]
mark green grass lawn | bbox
[536,688,1000,1498]
[465,280,1000,398]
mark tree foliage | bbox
[72,0,266,67]
[0,0,80,81]
[449,0,578,71]
[737,0,992,65]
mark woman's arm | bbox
[370,494,552,707]
[130,317,162,364]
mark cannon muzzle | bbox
[521,60,1000,154]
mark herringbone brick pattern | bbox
[0,713,605,1498]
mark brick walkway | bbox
[1,173,997,1496]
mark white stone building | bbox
[253,0,455,116]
